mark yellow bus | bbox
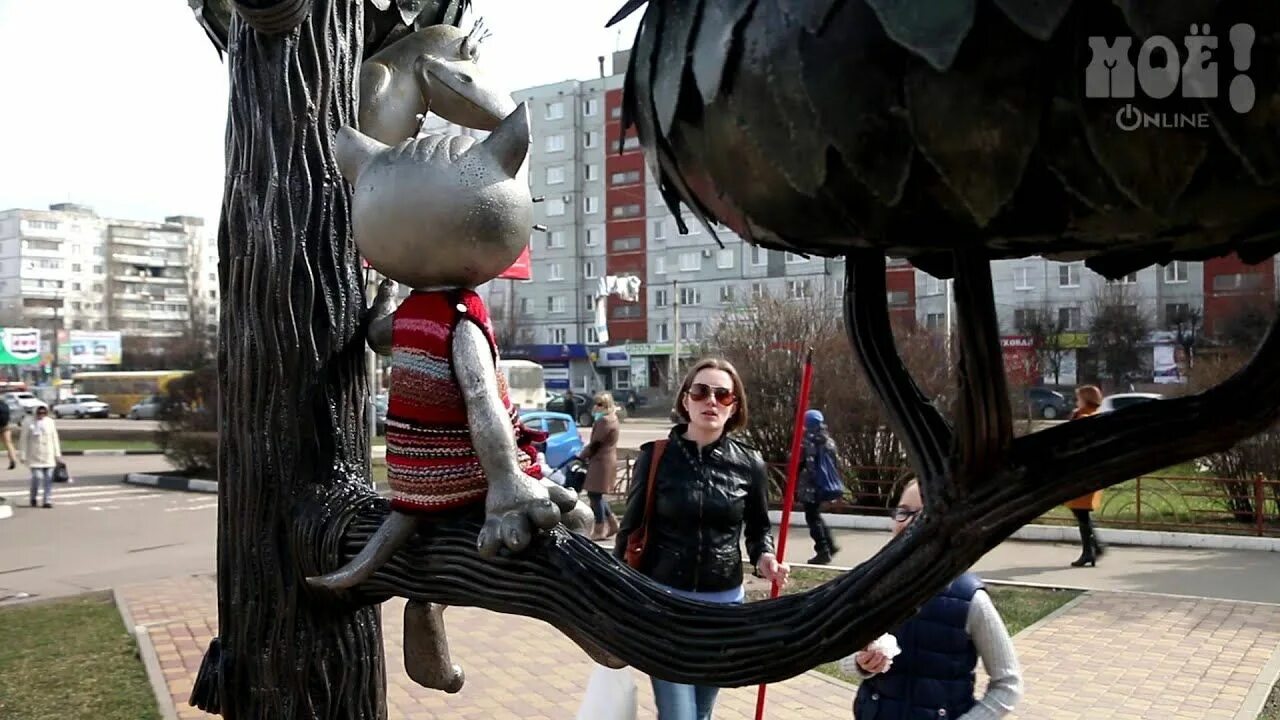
[71,370,192,418]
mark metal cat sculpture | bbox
[185,0,1279,716]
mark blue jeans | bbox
[587,492,613,523]
[649,583,744,719]
[30,466,52,505]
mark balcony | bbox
[112,253,166,267]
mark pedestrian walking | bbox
[19,405,62,508]
[842,479,1023,719]
[0,400,16,470]
[797,409,843,565]
[614,357,788,720]
[581,392,621,540]
[1065,385,1106,567]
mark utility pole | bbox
[944,276,954,368]
[364,269,379,443]
[670,279,680,391]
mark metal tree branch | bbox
[950,251,1013,490]
[233,0,313,34]
[844,252,953,495]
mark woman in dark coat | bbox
[581,392,621,540]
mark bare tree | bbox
[1217,299,1277,354]
[1088,283,1152,389]
[1167,305,1202,369]
[1013,304,1070,385]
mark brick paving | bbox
[117,576,1280,719]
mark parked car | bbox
[1099,392,1163,413]
[1021,387,1071,420]
[374,392,388,435]
[517,410,584,471]
[610,388,647,414]
[127,394,167,420]
[545,392,593,425]
[52,394,111,419]
[3,391,48,420]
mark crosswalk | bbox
[0,478,217,513]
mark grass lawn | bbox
[748,568,1080,685]
[1261,683,1280,720]
[61,439,161,453]
[0,594,159,720]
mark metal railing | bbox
[609,459,1280,538]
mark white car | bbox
[52,394,111,419]
[3,391,48,419]
[1099,392,1163,413]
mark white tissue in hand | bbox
[869,633,901,659]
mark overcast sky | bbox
[0,0,640,226]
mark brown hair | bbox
[1075,385,1103,408]
[672,357,749,433]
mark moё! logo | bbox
[1086,24,1256,131]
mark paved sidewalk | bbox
[117,574,1280,720]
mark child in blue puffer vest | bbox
[843,480,1024,720]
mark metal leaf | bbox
[779,0,840,35]
[368,0,392,11]
[905,16,1045,227]
[865,0,976,71]
[1115,0,1220,39]
[1080,97,1209,213]
[691,0,757,106]
[993,0,1074,41]
[1206,4,1279,184]
[393,0,431,26]
[653,1,701,137]
[1041,96,1127,212]
[607,0,650,28]
[799,0,913,205]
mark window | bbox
[653,256,667,274]
[545,101,565,120]
[611,203,642,219]
[1013,308,1039,329]
[518,328,536,344]
[1212,273,1264,292]
[652,219,667,240]
[752,282,766,299]
[583,261,597,279]
[1164,261,1189,284]
[550,327,568,343]
[548,263,563,281]
[71,263,82,273]
[547,296,567,314]
[520,298,533,315]
[612,236,641,252]
[583,130,600,148]
[584,164,599,182]
[547,230,567,249]
[585,327,600,344]
[546,198,566,216]
[925,275,945,296]
[94,246,103,256]
[545,134,566,153]
[92,283,103,292]
[656,322,670,342]
[1165,303,1190,327]
[584,294,596,311]
[1059,307,1082,330]
[583,98,599,116]
[654,289,669,307]
[610,105,622,120]
[72,244,81,255]
[887,291,910,306]
[73,282,81,291]
[622,136,641,151]
[720,285,736,303]
[751,246,766,266]
[717,249,734,270]
[1058,263,1081,288]
[584,196,600,214]
[679,287,701,305]
[675,252,703,272]
[1115,272,1138,284]
[680,321,703,340]
[925,312,945,330]
[785,252,807,264]
[787,280,813,299]
[585,227,602,247]
[545,166,566,185]
[612,304,642,319]
[1014,267,1034,290]
[27,220,59,231]
[610,170,641,186]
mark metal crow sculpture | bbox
[184,0,1280,716]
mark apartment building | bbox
[0,204,219,364]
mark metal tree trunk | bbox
[213,2,385,717]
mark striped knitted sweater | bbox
[385,289,543,513]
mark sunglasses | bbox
[891,507,921,522]
[687,383,736,407]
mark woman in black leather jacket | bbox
[614,357,789,720]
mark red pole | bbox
[754,348,815,720]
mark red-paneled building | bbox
[1203,253,1276,337]
[603,88,648,342]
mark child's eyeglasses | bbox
[687,383,736,407]
[891,507,921,522]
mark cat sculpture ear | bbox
[467,102,530,179]
[335,126,390,185]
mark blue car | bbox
[518,410,585,471]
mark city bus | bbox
[497,359,547,411]
[71,370,192,417]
